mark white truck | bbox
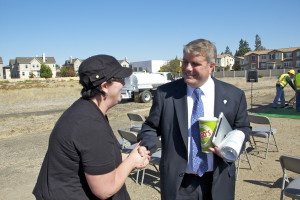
[121,72,174,103]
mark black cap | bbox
[79,55,132,89]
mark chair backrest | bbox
[127,113,145,128]
[248,114,270,125]
[127,113,145,122]
[280,155,300,174]
[117,129,138,144]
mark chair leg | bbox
[136,169,140,184]
[236,153,242,181]
[272,134,279,152]
[264,136,271,159]
[244,150,252,170]
[141,168,146,185]
[251,135,257,148]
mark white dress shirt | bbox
[186,76,215,174]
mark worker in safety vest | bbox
[295,69,300,112]
[271,69,295,108]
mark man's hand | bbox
[138,146,150,159]
[208,146,223,158]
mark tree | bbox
[159,58,181,73]
[235,39,252,56]
[232,62,241,71]
[40,63,53,78]
[254,34,266,51]
[60,66,76,77]
[224,46,233,56]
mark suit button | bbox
[179,173,184,177]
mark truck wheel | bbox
[140,90,152,103]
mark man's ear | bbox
[209,62,215,73]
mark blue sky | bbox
[1,0,300,66]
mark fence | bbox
[212,68,297,78]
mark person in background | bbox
[137,39,250,200]
[295,69,300,112]
[272,69,296,108]
[33,55,150,200]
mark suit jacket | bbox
[138,77,250,200]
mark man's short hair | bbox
[183,39,217,64]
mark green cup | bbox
[198,117,218,153]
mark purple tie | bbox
[191,88,208,176]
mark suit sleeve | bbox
[137,88,162,154]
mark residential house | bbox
[118,57,130,68]
[9,59,17,78]
[130,60,168,72]
[215,54,234,71]
[0,57,3,79]
[63,56,84,74]
[234,56,245,70]
[3,65,11,79]
[243,47,300,70]
[11,53,56,78]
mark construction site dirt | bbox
[0,77,299,200]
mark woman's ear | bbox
[100,81,109,94]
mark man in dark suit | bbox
[137,39,250,200]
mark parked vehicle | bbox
[121,72,174,103]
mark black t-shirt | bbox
[33,98,130,200]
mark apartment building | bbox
[243,47,300,70]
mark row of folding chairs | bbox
[125,113,300,199]
[118,129,161,185]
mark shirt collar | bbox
[187,76,214,97]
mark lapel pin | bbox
[223,100,227,104]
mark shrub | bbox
[60,66,76,77]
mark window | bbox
[251,63,256,69]
[25,65,28,68]
[37,65,39,68]
[269,54,275,60]
[297,51,300,57]
[268,65,274,69]
[276,53,281,59]
[33,65,35,68]
[260,63,267,69]
[251,55,256,61]
[284,62,291,67]
[296,61,300,67]
[22,72,25,76]
[261,55,267,60]
[284,52,292,59]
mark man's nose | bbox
[183,62,193,71]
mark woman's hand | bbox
[127,143,150,169]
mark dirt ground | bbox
[0,77,299,200]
